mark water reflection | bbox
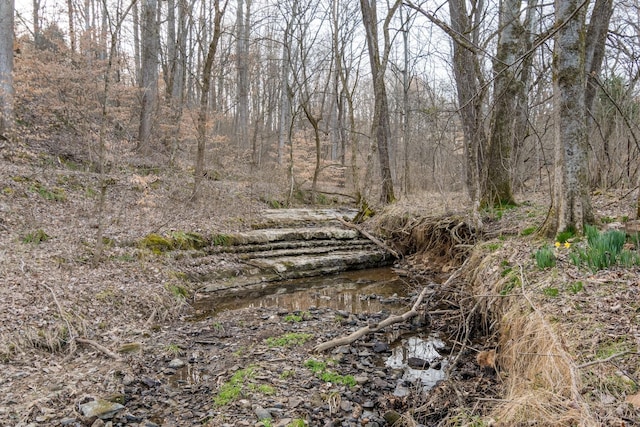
[385,335,447,393]
[194,267,410,314]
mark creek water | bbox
[184,267,449,392]
[193,267,411,315]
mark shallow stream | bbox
[185,267,449,393]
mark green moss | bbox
[212,234,233,246]
[520,226,537,236]
[304,359,355,387]
[213,366,256,407]
[170,231,206,250]
[265,333,313,348]
[139,233,174,253]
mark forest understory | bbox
[1,138,639,427]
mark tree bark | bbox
[0,0,14,136]
[448,0,487,210]
[482,0,524,207]
[542,0,595,236]
[192,0,225,201]
[137,0,159,154]
[236,0,250,150]
[359,0,398,205]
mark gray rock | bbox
[254,405,272,421]
[353,375,368,385]
[60,418,77,425]
[168,358,185,368]
[407,357,429,369]
[288,396,303,408]
[372,342,390,353]
[79,399,125,420]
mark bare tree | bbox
[0,0,13,136]
[192,0,227,201]
[482,0,526,207]
[138,0,159,154]
[359,0,399,204]
[236,0,250,150]
[542,0,595,236]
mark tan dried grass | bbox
[466,245,598,426]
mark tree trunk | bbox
[541,0,595,236]
[448,0,486,210]
[0,0,13,136]
[138,0,159,154]
[132,0,141,84]
[236,0,249,150]
[584,0,613,123]
[192,0,225,201]
[359,0,398,205]
[67,0,76,53]
[482,0,524,207]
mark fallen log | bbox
[335,216,401,259]
[313,285,431,352]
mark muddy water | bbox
[189,267,449,392]
[193,267,412,315]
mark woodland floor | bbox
[1,140,640,427]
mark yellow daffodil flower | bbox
[554,241,561,248]
[564,242,571,249]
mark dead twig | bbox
[335,216,400,258]
[76,338,123,361]
[313,285,432,352]
[577,351,635,369]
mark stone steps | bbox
[186,209,395,294]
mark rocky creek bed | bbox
[56,301,496,427]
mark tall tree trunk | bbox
[448,0,486,211]
[584,0,613,123]
[482,0,524,207]
[359,0,398,205]
[542,0,594,236]
[236,0,250,150]
[138,0,159,154]
[67,0,76,53]
[192,0,225,201]
[277,10,293,166]
[511,0,536,192]
[132,0,141,84]
[165,0,177,100]
[0,0,13,136]
[33,0,42,47]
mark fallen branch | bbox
[313,286,431,352]
[335,216,401,258]
[76,338,123,361]
[577,351,635,369]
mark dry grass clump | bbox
[465,243,599,426]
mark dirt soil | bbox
[1,142,639,427]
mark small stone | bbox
[90,420,105,427]
[407,357,429,369]
[363,401,375,409]
[288,397,303,408]
[79,399,125,419]
[383,410,401,425]
[372,342,390,353]
[254,405,272,421]
[340,401,353,412]
[353,375,368,384]
[60,418,77,425]
[168,358,185,368]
